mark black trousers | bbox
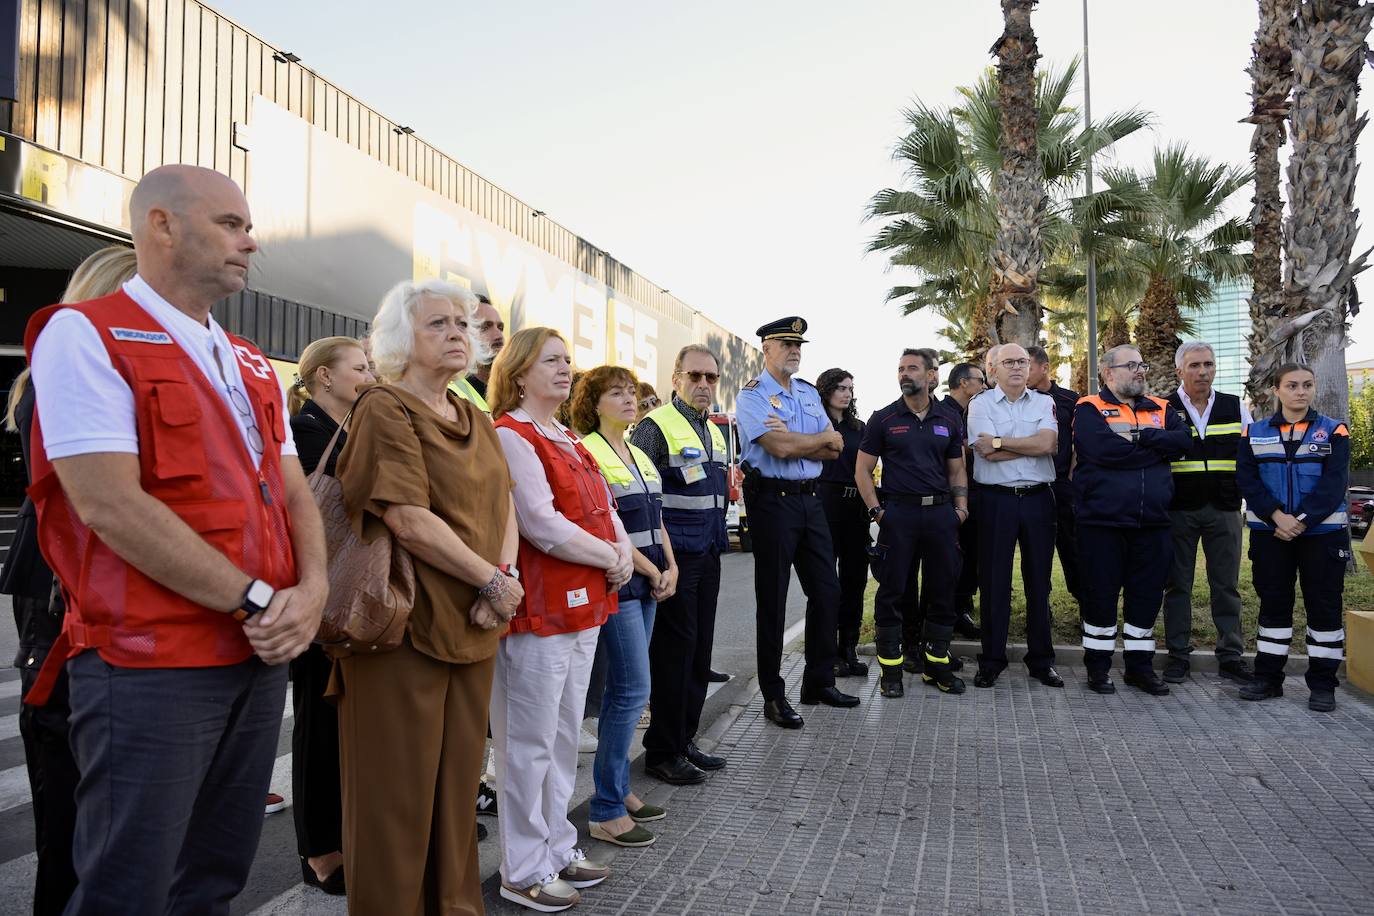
[644,549,720,766]
[819,489,871,646]
[744,484,840,702]
[1077,524,1172,675]
[16,594,78,916]
[975,486,1056,673]
[1249,529,1349,691]
[1053,479,1082,601]
[873,501,962,653]
[290,644,342,860]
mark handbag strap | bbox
[305,385,412,488]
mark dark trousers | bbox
[1162,505,1245,662]
[1053,479,1082,601]
[819,489,871,646]
[290,644,342,861]
[1077,524,1172,675]
[17,595,78,916]
[1250,529,1349,691]
[64,651,287,916]
[975,486,1056,673]
[644,549,720,766]
[744,485,840,702]
[873,501,962,653]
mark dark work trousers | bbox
[1052,478,1082,601]
[583,633,609,719]
[955,513,979,614]
[1077,524,1172,676]
[1249,529,1350,691]
[975,486,1057,674]
[903,521,973,651]
[290,644,342,861]
[1162,506,1245,663]
[16,596,78,916]
[744,484,840,702]
[873,501,962,653]
[63,651,287,916]
[819,488,871,649]
[644,549,720,767]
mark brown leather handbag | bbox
[309,386,416,652]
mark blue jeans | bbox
[589,597,656,821]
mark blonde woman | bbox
[286,336,373,895]
[1,246,136,916]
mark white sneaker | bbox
[636,705,651,729]
[559,847,609,888]
[578,720,598,753]
[500,874,580,912]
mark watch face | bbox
[246,580,274,609]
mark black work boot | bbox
[837,644,869,677]
[877,627,904,698]
[921,643,966,695]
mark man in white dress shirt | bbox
[966,343,1063,689]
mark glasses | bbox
[1000,358,1030,369]
[680,371,720,384]
[1108,361,1150,372]
[638,397,660,410]
[211,344,265,457]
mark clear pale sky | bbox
[217,0,1373,408]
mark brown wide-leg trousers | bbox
[336,640,495,916]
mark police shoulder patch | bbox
[742,378,760,390]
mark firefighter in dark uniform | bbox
[1073,345,1192,696]
[1237,363,1351,713]
[737,318,861,729]
[815,368,871,678]
[855,349,970,699]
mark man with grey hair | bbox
[1161,342,1254,684]
[982,344,1002,391]
[1073,345,1191,696]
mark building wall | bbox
[1183,278,1251,400]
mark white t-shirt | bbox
[30,275,296,468]
[1174,385,1254,437]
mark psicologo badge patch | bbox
[110,327,173,344]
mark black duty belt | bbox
[977,482,1051,497]
[817,480,861,499]
[753,477,817,496]
[882,491,948,506]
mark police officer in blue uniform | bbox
[737,317,861,729]
[1237,362,1351,712]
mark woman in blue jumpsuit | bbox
[1236,363,1351,712]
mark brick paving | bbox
[484,653,1374,915]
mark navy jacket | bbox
[1071,387,1192,528]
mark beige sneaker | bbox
[636,705,651,729]
[499,874,580,912]
[559,848,610,888]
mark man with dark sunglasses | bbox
[737,317,860,729]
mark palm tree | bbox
[1272,0,1374,422]
[868,60,1148,363]
[1099,146,1252,396]
[1243,0,1296,414]
[988,0,1046,345]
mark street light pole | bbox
[1083,0,1099,388]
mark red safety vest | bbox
[22,290,297,704]
[494,415,618,637]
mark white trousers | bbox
[490,626,599,888]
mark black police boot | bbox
[877,627,904,698]
[838,644,869,677]
[921,643,966,695]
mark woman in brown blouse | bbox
[336,278,522,916]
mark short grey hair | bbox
[371,278,478,380]
[1174,341,1216,369]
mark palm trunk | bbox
[968,294,1000,364]
[1135,275,1185,396]
[1245,0,1296,415]
[1102,311,1132,350]
[988,0,1046,347]
[1283,0,1374,423]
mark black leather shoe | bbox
[708,669,730,683]
[1308,688,1336,712]
[800,684,861,708]
[954,612,982,639]
[1240,680,1283,702]
[835,647,870,677]
[1086,671,1116,694]
[1029,667,1064,688]
[301,860,346,896]
[764,698,804,729]
[1218,658,1254,683]
[645,756,708,785]
[1162,657,1189,684]
[973,669,999,689]
[685,742,726,771]
[1123,671,1170,696]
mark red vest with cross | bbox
[21,290,297,704]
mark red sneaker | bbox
[264,792,287,815]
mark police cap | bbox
[756,316,809,343]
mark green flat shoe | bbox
[589,821,656,847]
[628,802,666,823]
